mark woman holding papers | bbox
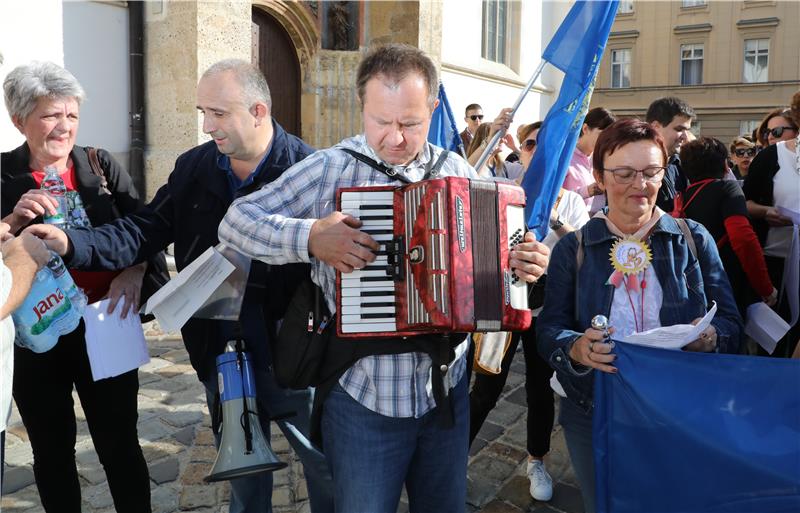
[743,92,800,358]
[0,63,151,512]
[537,119,742,513]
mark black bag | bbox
[273,277,335,389]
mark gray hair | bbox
[202,59,272,110]
[3,61,85,122]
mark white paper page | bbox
[619,301,717,350]
[83,299,150,381]
[782,225,799,328]
[745,302,790,355]
[143,247,235,332]
[776,206,800,225]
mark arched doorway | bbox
[252,7,301,137]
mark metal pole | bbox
[473,60,548,172]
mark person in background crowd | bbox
[0,225,50,491]
[467,108,520,180]
[468,120,588,503]
[538,119,742,513]
[215,44,551,513]
[729,136,757,179]
[562,107,616,214]
[677,137,776,320]
[1,61,152,513]
[646,96,694,212]
[23,59,334,513]
[744,93,800,358]
[755,108,798,148]
[461,103,483,151]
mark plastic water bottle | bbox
[12,252,86,353]
[41,165,68,227]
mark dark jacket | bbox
[537,215,743,412]
[742,143,779,245]
[65,121,314,379]
[655,154,687,213]
[2,143,140,228]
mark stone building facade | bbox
[591,0,800,143]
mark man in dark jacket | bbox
[27,60,332,513]
[646,96,694,212]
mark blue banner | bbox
[594,342,800,513]
[521,0,618,239]
[427,82,465,157]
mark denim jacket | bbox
[537,215,743,413]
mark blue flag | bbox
[427,82,465,157]
[521,0,618,239]
[594,342,800,513]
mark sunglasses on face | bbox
[734,147,757,158]
[468,114,484,121]
[761,126,796,139]
[603,166,666,184]
[521,139,537,152]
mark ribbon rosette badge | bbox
[607,238,652,289]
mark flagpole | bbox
[473,60,547,172]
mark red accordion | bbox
[335,176,532,338]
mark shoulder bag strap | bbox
[675,218,698,261]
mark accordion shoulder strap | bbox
[339,146,450,183]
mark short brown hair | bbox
[582,107,616,133]
[680,137,728,181]
[592,119,667,172]
[356,44,438,110]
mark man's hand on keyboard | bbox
[309,211,379,273]
[509,231,549,283]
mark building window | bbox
[611,49,631,88]
[680,44,703,85]
[682,0,707,7]
[740,120,760,138]
[743,39,769,83]
[618,0,634,14]
[482,0,509,65]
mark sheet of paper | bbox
[83,299,150,381]
[143,247,235,332]
[619,301,717,350]
[783,225,799,327]
[193,244,252,321]
[745,302,790,355]
[776,206,800,225]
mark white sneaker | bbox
[527,460,553,501]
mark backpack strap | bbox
[675,217,698,261]
[85,147,112,195]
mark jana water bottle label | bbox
[13,268,81,353]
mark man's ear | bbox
[252,102,270,127]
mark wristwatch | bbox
[550,216,564,231]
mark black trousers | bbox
[468,320,555,457]
[12,323,150,513]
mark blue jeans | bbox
[321,375,469,513]
[203,364,333,513]
[559,398,595,513]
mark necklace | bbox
[608,236,653,333]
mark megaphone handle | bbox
[235,346,254,454]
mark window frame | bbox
[680,43,704,86]
[618,0,634,14]
[742,38,769,83]
[610,48,632,88]
[481,0,509,66]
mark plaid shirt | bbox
[219,134,475,418]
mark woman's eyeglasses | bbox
[468,114,484,121]
[521,139,537,152]
[602,166,666,184]
[733,148,757,158]
[762,126,797,139]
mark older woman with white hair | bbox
[1,62,151,512]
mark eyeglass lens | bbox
[469,115,484,121]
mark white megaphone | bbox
[205,340,287,482]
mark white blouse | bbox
[608,266,664,339]
[765,141,800,258]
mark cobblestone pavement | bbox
[2,327,582,513]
